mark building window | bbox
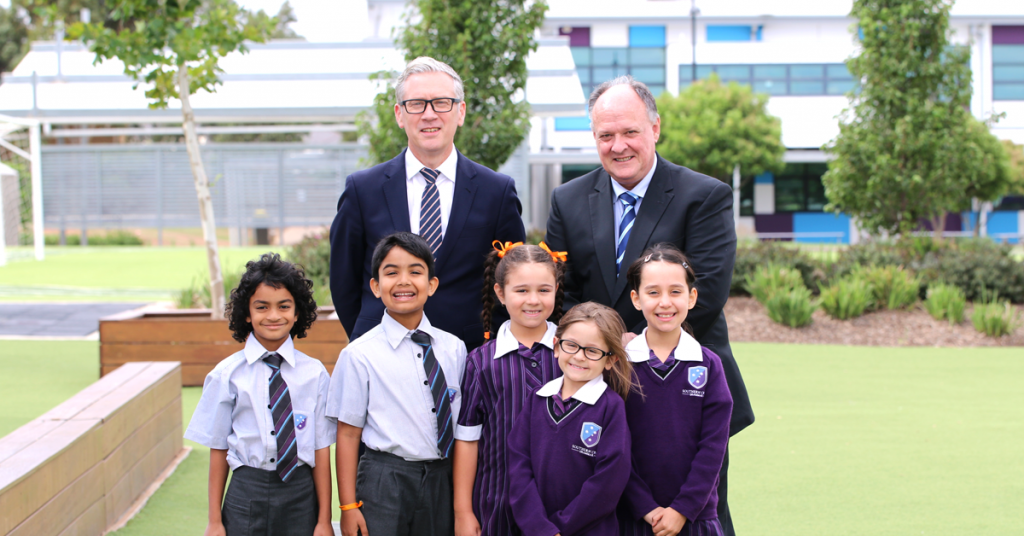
[993,26,1024,101]
[680,64,854,96]
[739,176,754,217]
[774,163,828,213]
[706,25,762,42]
[561,164,601,184]
[560,25,666,100]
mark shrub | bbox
[818,275,874,320]
[176,269,243,309]
[971,298,1021,337]
[924,283,966,325]
[744,263,806,304]
[44,230,144,246]
[286,232,332,305]
[732,242,826,296]
[763,286,816,328]
[857,265,919,310]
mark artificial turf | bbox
[4,341,1022,535]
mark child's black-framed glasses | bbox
[399,98,461,114]
[557,339,612,361]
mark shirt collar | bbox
[535,375,608,405]
[243,333,296,367]
[625,328,703,364]
[610,157,657,201]
[405,146,459,183]
[381,309,436,350]
[493,320,557,358]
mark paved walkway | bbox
[0,303,146,337]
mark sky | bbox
[237,0,369,42]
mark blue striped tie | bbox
[263,352,299,482]
[616,192,640,276]
[419,167,443,257]
[411,330,455,458]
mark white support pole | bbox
[29,123,44,261]
[0,173,6,266]
[732,163,741,227]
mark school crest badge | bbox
[294,413,307,431]
[581,422,602,448]
[447,387,457,402]
[688,366,708,389]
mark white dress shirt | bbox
[405,146,459,236]
[185,334,336,471]
[624,328,704,363]
[327,310,468,461]
[610,158,658,233]
[535,374,609,405]
[492,319,557,359]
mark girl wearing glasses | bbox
[619,244,733,536]
[508,302,635,536]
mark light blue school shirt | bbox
[610,158,658,233]
[184,333,336,471]
[327,310,468,461]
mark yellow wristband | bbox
[339,501,363,511]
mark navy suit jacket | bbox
[545,154,754,436]
[329,148,526,350]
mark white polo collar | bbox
[535,375,608,405]
[625,328,703,363]
[244,333,296,367]
[381,309,437,350]
[494,320,557,358]
[405,145,459,183]
[610,157,657,201]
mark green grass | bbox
[4,342,1023,534]
[0,246,283,301]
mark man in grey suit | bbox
[544,76,754,536]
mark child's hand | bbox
[341,508,368,536]
[203,522,227,536]
[313,520,334,536]
[644,506,665,526]
[455,510,481,536]
[621,332,638,345]
[651,507,686,536]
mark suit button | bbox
[431,408,437,413]
[271,430,276,436]
[270,458,275,463]
[267,404,271,409]
[424,380,429,386]
[531,362,537,368]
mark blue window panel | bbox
[554,116,592,131]
[988,212,1020,244]
[791,65,824,79]
[826,64,853,80]
[754,80,786,95]
[994,84,1024,100]
[827,80,856,95]
[791,80,825,95]
[592,67,617,85]
[756,25,763,41]
[570,47,591,67]
[707,25,753,42]
[592,48,629,66]
[992,45,1024,63]
[994,65,1024,82]
[630,48,666,65]
[630,67,666,84]
[793,212,850,243]
[716,65,751,80]
[754,65,786,78]
[647,85,666,97]
[577,70,592,85]
[754,172,774,184]
[630,26,666,48]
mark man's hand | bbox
[651,507,686,536]
[644,506,665,526]
[313,520,334,536]
[621,332,638,345]
[203,522,226,536]
[341,508,368,536]
[455,510,481,536]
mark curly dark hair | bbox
[481,243,566,336]
[226,252,318,343]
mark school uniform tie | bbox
[616,191,640,276]
[263,352,299,481]
[411,330,455,458]
[419,167,443,257]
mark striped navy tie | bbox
[264,352,299,481]
[411,330,455,458]
[616,192,640,276]
[419,167,443,257]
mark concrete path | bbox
[0,302,147,337]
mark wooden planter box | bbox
[100,307,348,387]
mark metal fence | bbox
[41,142,533,244]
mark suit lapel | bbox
[435,149,477,272]
[382,149,412,232]
[589,170,618,299]
[611,158,675,301]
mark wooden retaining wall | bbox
[100,307,348,386]
[0,362,183,536]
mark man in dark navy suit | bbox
[330,56,525,350]
[544,76,754,536]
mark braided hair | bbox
[481,244,567,337]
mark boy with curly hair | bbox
[185,252,336,536]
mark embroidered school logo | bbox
[580,422,602,448]
[447,387,457,402]
[688,366,708,389]
[294,413,307,431]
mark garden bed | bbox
[725,296,1024,347]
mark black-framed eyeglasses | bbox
[557,339,612,361]
[400,98,461,114]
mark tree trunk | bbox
[178,65,226,319]
[931,212,946,243]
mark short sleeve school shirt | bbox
[327,310,468,462]
[184,334,336,472]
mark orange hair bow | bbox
[539,242,568,263]
[492,240,524,258]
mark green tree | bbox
[0,5,29,74]
[358,0,547,170]
[656,73,786,183]
[68,0,275,318]
[822,0,1008,239]
[1002,140,1024,195]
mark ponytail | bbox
[480,249,503,337]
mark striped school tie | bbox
[419,167,443,257]
[411,330,455,458]
[263,352,299,482]
[616,192,640,276]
